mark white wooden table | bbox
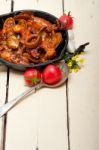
[0,0,99,150]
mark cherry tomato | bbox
[59,12,73,30]
[42,64,62,85]
[24,69,42,86]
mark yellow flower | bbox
[75,54,81,59]
[70,66,80,73]
[69,69,72,73]
[80,52,85,55]
[79,59,85,64]
[72,55,80,61]
[71,69,75,73]
[74,68,80,73]
[72,56,76,61]
[68,61,72,67]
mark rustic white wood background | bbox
[0,0,99,150]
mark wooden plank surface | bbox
[0,0,11,14]
[0,66,7,150]
[0,0,12,149]
[3,0,68,150]
[1,1,98,150]
[64,0,99,150]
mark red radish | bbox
[42,64,62,85]
[59,12,73,30]
[24,69,42,86]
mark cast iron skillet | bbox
[0,10,68,71]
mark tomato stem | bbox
[68,11,71,16]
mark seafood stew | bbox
[0,10,68,70]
